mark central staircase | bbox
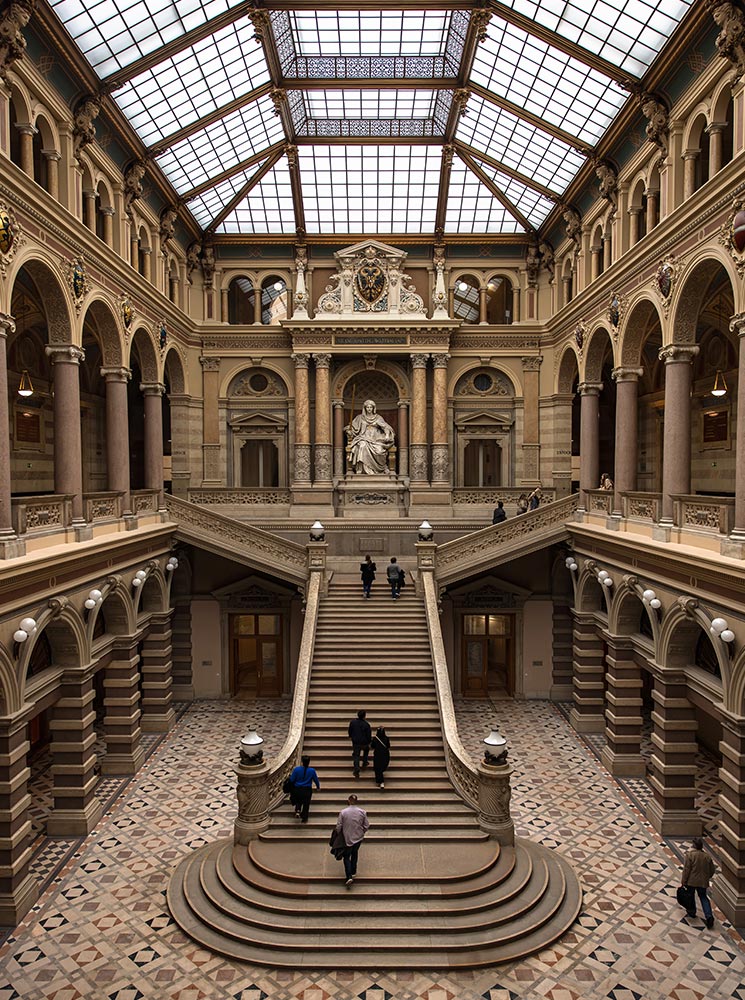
[168,577,582,968]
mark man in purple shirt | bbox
[335,793,370,886]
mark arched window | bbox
[453,275,479,322]
[485,277,513,324]
[260,276,287,325]
[228,277,255,324]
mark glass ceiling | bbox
[47,0,696,237]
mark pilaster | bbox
[600,637,645,777]
[47,674,104,835]
[569,615,605,734]
[139,613,176,733]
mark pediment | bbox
[228,410,288,430]
[454,410,514,429]
[334,239,408,264]
[213,575,293,601]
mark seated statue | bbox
[347,399,395,475]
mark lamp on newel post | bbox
[233,724,270,845]
[477,724,514,845]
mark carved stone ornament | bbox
[0,0,35,84]
[574,322,586,354]
[0,202,24,276]
[653,257,679,311]
[560,204,582,254]
[639,92,669,160]
[123,159,147,215]
[63,255,90,311]
[720,198,745,275]
[607,291,627,335]
[316,240,426,317]
[230,370,285,397]
[711,1,745,80]
[120,294,134,335]
[455,368,513,396]
[157,320,167,353]
[159,206,178,246]
[72,95,100,161]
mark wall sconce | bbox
[710,617,735,643]
[597,570,613,587]
[564,555,578,572]
[132,569,147,588]
[309,520,325,542]
[14,617,37,643]
[418,520,434,541]
[642,588,661,610]
[166,556,179,572]
[84,588,103,611]
[17,370,34,397]
[711,370,728,397]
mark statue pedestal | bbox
[335,474,408,517]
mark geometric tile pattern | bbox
[0,697,742,1000]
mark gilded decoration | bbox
[455,368,513,396]
[62,255,89,311]
[719,198,745,275]
[574,322,585,354]
[653,257,679,312]
[607,291,627,336]
[0,203,24,276]
[120,295,134,336]
[316,240,426,317]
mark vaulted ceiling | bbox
[47,0,695,237]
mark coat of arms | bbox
[0,210,15,255]
[355,261,386,305]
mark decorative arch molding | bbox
[80,295,125,368]
[582,324,615,382]
[682,105,711,151]
[7,79,32,123]
[87,575,136,644]
[575,564,610,616]
[32,109,60,153]
[134,565,168,617]
[333,358,410,401]
[712,77,735,123]
[727,645,745,715]
[449,361,519,398]
[17,597,87,701]
[0,644,21,716]
[5,249,75,344]
[608,574,660,651]
[619,294,664,368]
[163,345,189,395]
[556,344,580,394]
[221,271,257,292]
[221,360,290,399]
[128,325,159,381]
[670,254,738,344]
[657,596,731,700]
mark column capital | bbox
[45,344,85,364]
[14,122,37,137]
[42,149,62,162]
[410,353,430,369]
[627,206,643,216]
[730,312,745,337]
[199,355,220,371]
[100,206,115,217]
[292,352,310,369]
[658,343,699,364]
[100,366,131,383]
[612,366,643,382]
[140,382,165,396]
[332,399,344,409]
[140,246,152,255]
[521,355,542,372]
[0,313,16,338]
[431,353,450,369]
[682,149,699,161]
[312,352,331,368]
[578,381,603,396]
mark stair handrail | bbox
[164,494,307,586]
[266,568,321,809]
[420,569,480,811]
[435,493,579,585]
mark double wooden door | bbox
[229,614,282,698]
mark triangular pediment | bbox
[228,410,288,430]
[455,410,514,429]
[334,240,408,264]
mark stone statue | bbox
[525,240,540,286]
[712,2,745,79]
[0,0,34,84]
[561,205,582,253]
[539,239,555,280]
[347,399,395,475]
[595,160,618,215]
[640,93,669,158]
[72,95,100,161]
[124,159,146,215]
[159,206,178,245]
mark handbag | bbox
[676,885,695,911]
[282,775,295,795]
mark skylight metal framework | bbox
[45,0,697,237]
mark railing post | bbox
[234,755,271,845]
[477,758,515,846]
[415,540,436,597]
[307,540,329,596]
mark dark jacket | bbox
[492,507,506,524]
[360,561,376,582]
[372,731,390,770]
[348,718,371,746]
[682,848,716,887]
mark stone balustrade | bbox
[11,494,73,535]
[452,487,557,507]
[130,489,160,513]
[187,488,292,506]
[622,491,662,522]
[83,491,122,523]
[671,494,735,535]
[586,488,613,515]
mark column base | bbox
[645,799,702,837]
[605,515,622,530]
[652,522,672,542]
[73,521,93,542]
[123,514,139,531]
[600,746,646,777]
[0,533,26,558]
[100,745,146,775]
[569,708,605,734]
[721,534,745,559]
[0,873,39,926]
[141,707,176,733]
[711,873,745,926]
[46,797,104,836]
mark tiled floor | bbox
[0,697,742,1000]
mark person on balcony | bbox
[600,472,614,490]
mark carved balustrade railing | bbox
[83,491,122,523]
[11,494,73,535]
[452,487,556,507]
[671,494,734,535]
[266,570,321,808]
[165,494,307,586]
[436,493,578,586]
[130,489,159,513]
[188,488,291,506]
[586,488,613,515]
[622,491,661,523]
[420,570,479,811]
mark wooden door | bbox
[230,614,282,698]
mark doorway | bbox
[461,613,515,697]
[240,440,279,487]
[463,440,502,487]
[229,613,282,698]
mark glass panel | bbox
[454,276,480,323]
[261,640,278,676]
[288,10,452,57]
[215,158,296,235]
[488,615,512,635]
[466,156,556,230]
[465,639,485,677]
[186,165,259,228]
[305,90,439,120]
[445,157,522,234]
[258,615,279,635]
[464,615,486,635]
[234,616,255,635]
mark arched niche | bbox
[227,367,289,488]
[452,273,480,322]
[452,366,516,488]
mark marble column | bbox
[682,151,698,199]
[0,714,38,924]
[714,713,745,925]
[46,345,85,523]
[398,400,409,478]
[47,673,104,835]
[141,247,152,283]
[139,612,176,732]
[612,366,642,517]
[431,354,450,485]
[333,400,345,479]
[521,356,542,484]
[254,284,263,324]
[659,345,698,523]
[312,353,332,483]
[293,353,311,484]
[708,123,726,177]
[130,232,139,269]
[479,286,488,325]
[15,123,35,178]
[646,671,702,836]
[729,314,745,541]
[221,287,229,323]
[140,381,165,507]
[569,615,606,734]
[101,206,114,248]
[628,207,642,246]
[561,274,572,307]
[590,244,602,281]
[601,637,645,776]
[101,367,132,514]
[409,354,429,483]
[42,150,60,200]
[602,233,612,271]
[578,381,602,510]
[83,188,96,231]
[101,640,145,774]
[646,187,659,232]
[200,356,221,485]
[0,315,22,554]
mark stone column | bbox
[410,354,429,484]
[659,345,698,523]
[521,356,542,484]
[0,316,23,555]
[312,353,332,484]
[578,381,602,510]
[431,354,450,485]
[569,615,606,734]
[646,671,702,836]
[101,641,145,774]
[590,244,602,281]
[15,123,35,177]
[47,673,104,835]
[729,314,745,542]
[551,602,573,699]
[171,601,193,700]
[612,366,642,517]
[603,233,612,271]
[140,382,165,507]
[714,713,745,925]
[101,367,132,515]
[83,188,96,230]
[0,713,38,925]
[200,356,221,485]
[46,345,86,524]
[628,207,642,246]
[42,150,60,200]
[707,123,726,177]
[682,150,698,199]
[562,273,572,307]
[254,284,263,325]
[477,759,514,845]
[333,400,345,479]
[221,287,229,323]
[646,187,658,231]
[101,206,115,248]
[398,400,409,478]
[479,286,488,324]
[293,353,311,484]
[600,637,645,776]
[141,247,152,283]
[139,612,176,732]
